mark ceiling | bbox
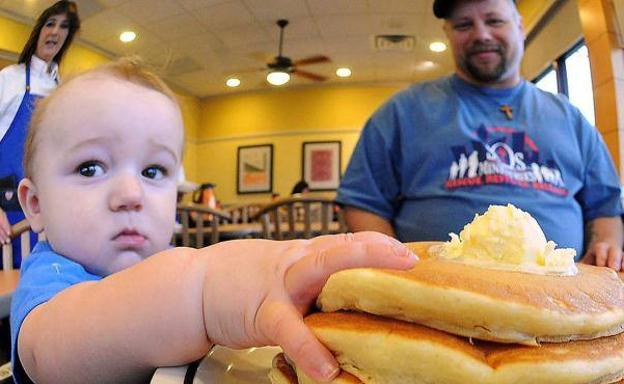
[0,0,526,98]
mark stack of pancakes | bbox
[269,242,624,384]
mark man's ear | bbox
[18,178,43,233]
[517,14,526,40]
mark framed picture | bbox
[237,144,273,194]
[302,141,341,191]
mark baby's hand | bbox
[201,232,417,382]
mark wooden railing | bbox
[251,196,346,240]
[175,203,232,247]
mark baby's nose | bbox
[109,174,144,212]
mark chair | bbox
[0,219,34,318]
[223,202,264,224]
[175,203,232,247]
[1,219,38,271]
[252,196,347,240]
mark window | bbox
[535,68,558,95]
[564,45,595,126]
[532,41,595,125]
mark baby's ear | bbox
[17,179,43,233]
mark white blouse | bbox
[0,55,58,142]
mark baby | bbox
[11,57,418,384]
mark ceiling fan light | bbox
[336,67,352,78]
[267,70,290,86]
[226,78,241,87]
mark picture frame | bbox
[302,141,341,191]
[237,144,273,194]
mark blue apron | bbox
[0,65,44,268]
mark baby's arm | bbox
[17,231,416,383]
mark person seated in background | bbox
[336,0,624,270]
[190,182,219,224]
[11,57,418,384]
[291,180,310,196]
[176,166,198,204]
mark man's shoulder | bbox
[383,76,453,109]
[523,81,588,121]
[524,81,572,106]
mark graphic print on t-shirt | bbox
[445,125,568,196]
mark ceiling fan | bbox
[263,19,331,85]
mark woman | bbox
[0,0,80,267]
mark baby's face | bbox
[27,74,183,276]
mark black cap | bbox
[433,0,516,19]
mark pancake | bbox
[316,242,624,345]
[269,353,361,384]
[270,311,624,384]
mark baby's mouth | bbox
[113,230,146,248]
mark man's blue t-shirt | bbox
[10,241,101,383]
[337,75,623,258]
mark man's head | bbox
[18,57,184,276]
[437,0,525,88]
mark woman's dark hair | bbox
[18,1,80,66]
[291,180,310,195]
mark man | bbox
[336,0,624,270]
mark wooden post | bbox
[577,0,624,178]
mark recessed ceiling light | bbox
[429,41,447,52]
[119,31,136,43]
[226,78,241,87]
[336,67,352,78]
[414,61,437,71]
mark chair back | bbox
[224,203,263,223]
[1,219,38,270]
[252,196,346,240]
[176,203,232,247]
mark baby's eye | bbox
[77,161,104,177]
[142,165,167,180]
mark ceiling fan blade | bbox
[292,69,328,82]
[293,55,331,66]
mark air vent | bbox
[165,56,202,77]
[374,35,415,52]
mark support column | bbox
[577,0,624,178]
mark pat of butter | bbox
[435,204,577,276]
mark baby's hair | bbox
[23,56,178,179]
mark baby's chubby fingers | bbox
[260,303,339,382]
[285,231,417,308]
